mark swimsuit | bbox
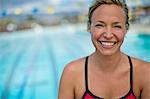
[82,56,136,99]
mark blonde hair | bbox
[87,0,129,30]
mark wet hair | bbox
[87,0,129,30]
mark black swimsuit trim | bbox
[82,56,136,99]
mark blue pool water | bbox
[122,33,150,62]
[0,25,150,99]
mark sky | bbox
[0,0,150,15]
[1,0,150,8]
[0,0,91,15]
[0,0,91,9]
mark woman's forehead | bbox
[91,4,126,22]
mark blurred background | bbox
[0,0,150,99]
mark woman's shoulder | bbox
[131,56,150,82]
[62,57,86,77]
[131,57,150,97]
[131,57,150,71]
[129,57,150,92]
[58,57,87,98]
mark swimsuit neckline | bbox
[82,55,136,99]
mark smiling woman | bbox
[58,0,150,99]
[90,4,127,56]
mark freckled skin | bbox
[90,4,127,56]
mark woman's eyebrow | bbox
[96,21,105,24]
[96,21,121,24]
[113,22,121,25]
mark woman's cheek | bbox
[91,29,102,39]
[91,29,97,38]
[114,30,126,41]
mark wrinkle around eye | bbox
[113,25,122,29]
[95,24,105,28]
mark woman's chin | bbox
[96,45,121,56]
[98,50,118,56]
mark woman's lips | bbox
[99,41,117,49]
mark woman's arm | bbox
[58,64,75,99]
[141,62,150,99]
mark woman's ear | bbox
[87,28,92,34]
[126,24,129,30]
[87,22,92,33]
[87,28,90,32]
[87,24,92,34]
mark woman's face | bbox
[90,4,127,56]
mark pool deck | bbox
[129,24,150,34]
[59,23,150,34]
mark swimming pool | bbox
[0,24,150,99]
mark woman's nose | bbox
[103,28,114,39]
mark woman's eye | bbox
[95,24,104,27]
[114,25,122,29]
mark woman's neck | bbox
[90,51,124,73]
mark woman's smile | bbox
[90,4,127,55]
[99,41,117,49]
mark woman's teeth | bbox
[100,41,116,48]
[101,42,115,46]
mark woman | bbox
[58,0,150,99]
